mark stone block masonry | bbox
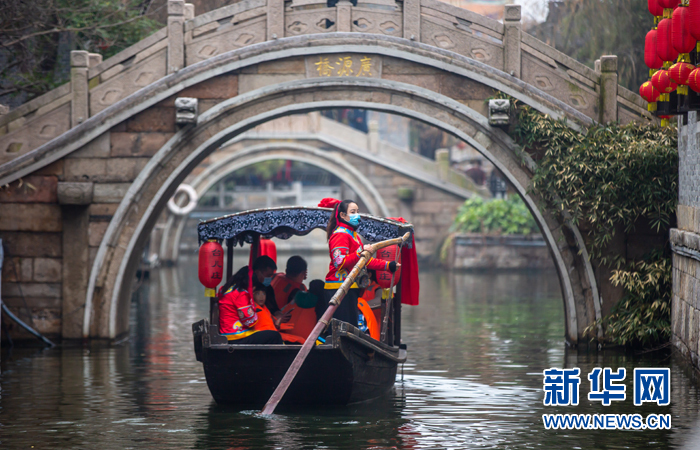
[671,111,700,370]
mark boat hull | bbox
[193,319,405,407]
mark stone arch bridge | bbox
[153,112,489,263]
[0,0,654,345]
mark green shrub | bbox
[500,96,678,348]
[451,196,538,235]
[584,251,671,347]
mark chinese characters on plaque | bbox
[306,55,381,79]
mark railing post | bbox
[70,51,89,127]
[168,0,185,73]
[404,0,420,41]
[503,5,521,78]
[268,0,284,40]
[599,55,618,124]
[436,148,450,181]
[337,0,353,32]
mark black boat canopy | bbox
[197,206,414,247]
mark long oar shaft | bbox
[261,232,410,415]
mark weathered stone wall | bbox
[446,234,554,270]
[671,111,700,369]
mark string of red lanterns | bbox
[641,0,700,126]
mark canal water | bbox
[2,254,700,449]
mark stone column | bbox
[403,0,420,41]
[58,182,93,339]
[436,148,450,181]
[503,5,522,78]
[337,0,353,33]
[368,120,379,154]
[167,0,185,74]
[599,55,618,124]
[70,51,89,127]
[267,0,284,40]
[184,2,195,20]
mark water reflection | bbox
[1,256,699,449]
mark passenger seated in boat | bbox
[271,255,308,310]
[279,279,324,341]
[218,267,283,344]
[251,255,291,324]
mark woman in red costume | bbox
[320,199,399,328]
[218,266,284,344]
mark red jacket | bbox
[325,225,390,289]
[219,287,258,337]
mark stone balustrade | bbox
[0,0,653,167]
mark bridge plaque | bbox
[305,54,382,79]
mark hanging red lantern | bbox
[645,29,664,72]
[652,69,678,93]
[649,0,665,16]
[669,61,695,94]
[689,0,700,41]
[658,114,672,127]
[199,240,224,297]
[688,67,700,92]
[640,81,661,102]
[640,81,661,112]
[656,19,679,62]
[672,6,696,56]
[658,0,679,10]
[374,245,402,289]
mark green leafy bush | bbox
[513,101,678,264]
[501,97,678,348]
[451,196,538,235]
[584,252,671,347]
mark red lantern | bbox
[672,6,696,55]
[669,61,695,84]
[645,30,664,71]
[199,240,224,297]
[658,0,678,9]
[640,81,661,102]
[652,69,678,93]
[374,245,402,289]
[657,19,679,62]
[649,0,665,15]
[689,0,700,41]
[688,67,700,92]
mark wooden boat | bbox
[192,206,414,407]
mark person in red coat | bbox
[218,266,283,344]
[319,198,399,328]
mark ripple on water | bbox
[0,262,698,449]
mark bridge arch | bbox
[158,141,392,262]
[0,33,610,345]
[74,75,602,345]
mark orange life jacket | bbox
[361,282,381,302]
[358,298,380,341]
[280,304,317,340]
[253,304,278,332]
[271,273,306,310]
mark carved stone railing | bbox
[0,0,653,167]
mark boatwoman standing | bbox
[320,198,399,328]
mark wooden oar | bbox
[261,232,411,415]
